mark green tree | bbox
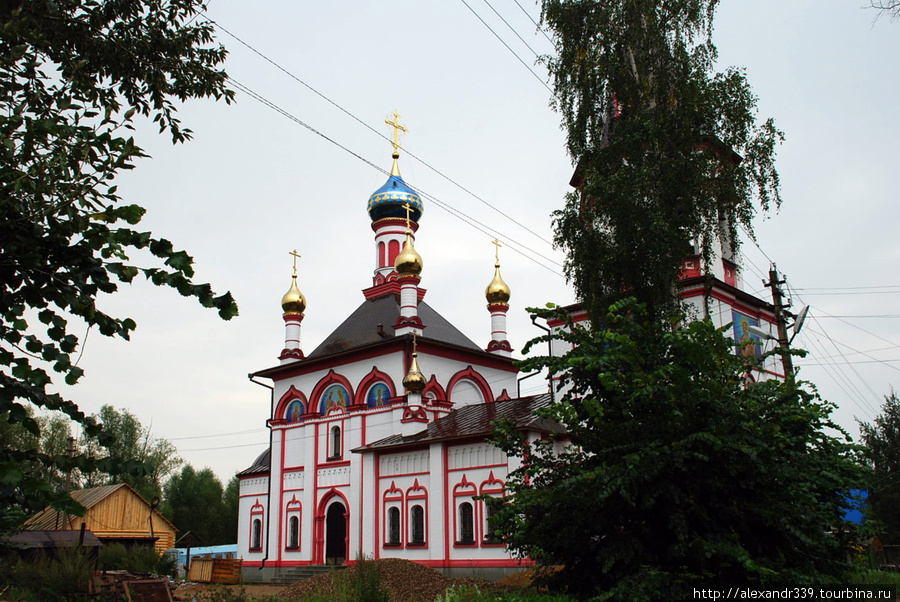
[543,0,782,323]
[80,405,182,502]
[490,300,865,599]
[163,465,231,545]
[859,391,900,543]
[222,475,240,544]
[0,0,238,517]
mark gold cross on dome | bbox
[385,109,407,155]
[492,238,502,263]
[402,202,414,231]
[289,249,301,275]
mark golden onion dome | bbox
[403,352,427,394]
[281,274,307,315]
[394,233,423,276]
[485,263,511,304]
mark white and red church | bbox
[236,125,783,581]
[236,136,562,581]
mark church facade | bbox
[236,120,782,581]
[236,131,557,580]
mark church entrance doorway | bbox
[324,501,347,565]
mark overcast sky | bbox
[49,0,900,484]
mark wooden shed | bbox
[23,484,177,554]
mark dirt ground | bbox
[173,582,288,600]
[170,559,538,601]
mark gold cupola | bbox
[403,350,427,394]
[394,231,423,276]
[281,251,307,315]
[485,239,510,304]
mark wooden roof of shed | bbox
[23,483,176,532]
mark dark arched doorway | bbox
[325,501,347,565]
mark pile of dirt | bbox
[278,558,516,601]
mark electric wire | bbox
[226,77,565,277]
[206,17,556,250]
[455,0,554,93]
[511,0,555,45]
[479,0,545,60]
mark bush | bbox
[7,545,96,600]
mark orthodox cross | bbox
[289,249,301,275]
[411,331,418,355]
[492,238,502,264]
[402,202,414,232]
[385,110,407,155]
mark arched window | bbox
[287,515,299,549]
[388,507,401,545]
[330,425,341,459]
[251,518,262,550]
[410,505,425,545]
[458,502,474,544]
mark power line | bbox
[226,78,565,278]
[455,0,554,93]
[511,0,555,45]
[479,0,544,59]
[206,17,557,251]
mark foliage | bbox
[163,464,232,545]
[0,406,74,522]
[542,0,782,323]
[223,474,240,544]
[858,391,900,543]
[98,541,176,576]
[435,584,577,601]
[334,553,389,602]
[5,544,96,600]
[489,300,865,600]
[0,0,237,518]
[80,405,182,502]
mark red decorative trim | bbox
[309,370,354,417]
[495,389,511,402]
[406,479,428,547]
[275,386,308,421]
[447,366,494,404]
[279,348,305,360]
[383,481,404,548]
[485,340,513,353]
[313,488,349,565]
[401,406,429,423]
[284,496,302,551]
[422,376,447,405]
[480,471,504,494]
[486,302,509,312]
[397,274,421,285]
[371,217,419,233]
[354,368,397,407]
[393,315,425,330]
[679,255,702,279]
[363,280,429,301]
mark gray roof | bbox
[354,394,561,452]
[308,295,481,358]
[238,448,271,477]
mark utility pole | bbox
[765,265,794,383]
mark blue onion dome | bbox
[367,154,424,223]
